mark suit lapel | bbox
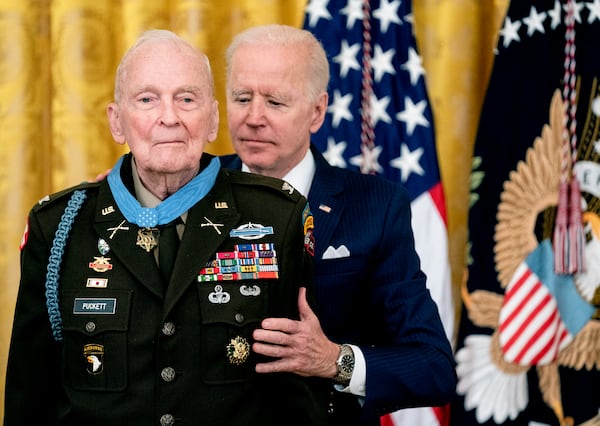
[93,181,164,298]
[309,147,346,260]
[164,172,241,315]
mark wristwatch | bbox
[332,344,355,386]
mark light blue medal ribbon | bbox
[107,155,220,227]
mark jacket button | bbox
[85,322,96,333]
[234,313,244,323]
[161,367,176,382]
[160,413,175,425]
[162,322,176,336]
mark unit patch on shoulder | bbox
[302,204,315,257]
[19,217,29,251]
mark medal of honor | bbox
[136,228,159,252]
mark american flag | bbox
[303,1,454,425]
[498,240,593,367]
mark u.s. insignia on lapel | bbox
[227,336,250,365]
[101,206,115,216]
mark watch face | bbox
[340,354,354,373]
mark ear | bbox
[309,92,328,134]
[207,99,220,143]
[107,103,126,145]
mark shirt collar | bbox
[131,158,188,223]
[132,158,161,208]
[241,149,315,198]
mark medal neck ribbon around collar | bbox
[107,155,220,227]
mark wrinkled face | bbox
[226,43,327,179]
[107,41,218,176]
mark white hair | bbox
[225,24,329,101]
[113,29,214,102]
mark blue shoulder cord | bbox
[44,189,87,342]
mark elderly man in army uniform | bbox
[4,30,326,426]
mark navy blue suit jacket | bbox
[222,146,456,425]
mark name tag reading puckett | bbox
[198,243,279,282]
[73,298,117,314]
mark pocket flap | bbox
[62,289,132,334]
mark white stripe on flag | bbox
[499,262,572,365]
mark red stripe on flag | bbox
[434,404,451,425]
[503,267,531,300]
[499,269,535,334]
[502,291,553,355]
[379,415,394,426]
[515,305,558,364]
[428,182,447,226]
[558,324,569,343]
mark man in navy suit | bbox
[221,24,457,425]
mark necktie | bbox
[158,218,181,286]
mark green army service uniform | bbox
[5,154,326,426]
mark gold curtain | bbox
[413,0,510,323]
[0,0,508,417]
